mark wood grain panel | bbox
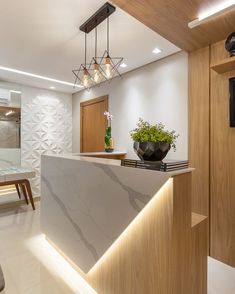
[192,212,207,227]
[189,47,210,216]
[171,174,192,293]
[191,218,208,294]
[112,0,235,52]
[88,179,174,294]
[86,173,207,294]
[211,56,235,74]
[80,96,108,153]
[210,40,235,266]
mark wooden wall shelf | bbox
[211,56,235,74]
[191,212,207,228]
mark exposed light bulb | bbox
[105,57,112,79]
[83,69,89,88]
[94,71,99,83]
[93,62,101,83]
[83,75,89,87]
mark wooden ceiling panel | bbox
[111,0,235,51]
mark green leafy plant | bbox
[104,111,113,148]
[130,118,179,151]
[105,126,112,147]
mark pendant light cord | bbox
[84,33,87,66]
[107,16,110,54]
[95,27,97,60]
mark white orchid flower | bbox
[104,111,113,121]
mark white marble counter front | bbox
[41,154,193,273]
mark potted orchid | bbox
[104,111,114,152]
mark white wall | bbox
[72,51,188,160]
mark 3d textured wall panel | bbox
[21,88,72,195]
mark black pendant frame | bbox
[80,2,116,34]
[73,2,123,90]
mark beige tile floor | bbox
[0,204,89,294]
[0,203,234,294]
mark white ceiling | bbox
[0,0,180,93]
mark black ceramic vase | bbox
[133,141,171,161]
[225,32,235,56]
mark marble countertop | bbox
[42,154,194,177]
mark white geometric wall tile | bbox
[21,87,72,195]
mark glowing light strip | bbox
[89,179,172,274]
[0,66,84,88]
[0,191,16,196]
[10,90,22,94]
[0,187,16,192]
[188,1,235,28]
[27,234,97,294]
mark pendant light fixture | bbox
[105,16,112,79]
[73,2,124,90]
[91,27,104,84]
[72,33,94,90]
[101,15,124,80]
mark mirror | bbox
[0,88,21,205]
[0,106,21,148]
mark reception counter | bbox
[41,154,207,294]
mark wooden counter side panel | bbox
[191,219,208,294]
[171,173,192,294]
[87,179,173,294]
[87,174,200,294]
[210,40,235,266]
[189,47,210,216]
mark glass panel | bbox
[0,88,21,207]
[0,106,20,148]
[0,89,21,168]
[0,89,21,205]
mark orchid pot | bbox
[104,111,114,152]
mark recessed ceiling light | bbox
[120,63,127,68]
[50,86,55,90]
[0,66,81,88]
[152,48,162,54]
[10,90,22,94]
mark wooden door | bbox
[80,96,108,152]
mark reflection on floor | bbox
[208,257,235,294]
[0,186,19,205]
[0,203,234,294]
